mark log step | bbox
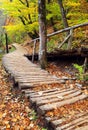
[26,88,88,115]
[45,111,88,130]
[37,93,87,115]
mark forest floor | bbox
[0,60,45,130]
[0,56,88,130]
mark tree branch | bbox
[25,0,29,7]
[19,16,26,25]
[19,0,25,5]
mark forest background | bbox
[0,0,88,48]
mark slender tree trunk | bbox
[48,0,57,31]
[58,0,68,29]
[58,0,71,49]
[38,0,47,69]
[5,33,9,53]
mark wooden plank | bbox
[24,88,61,97]
[36,91,81,106]
[3,67,50,75]
[19,80,59,86]
[75,125,88,130]
[15,75,58,80]
[56,115,88,130]
[5,63,40,69]
[10,68,49,74]
[3,63,39,68]
[16,78,58,83]
[37,94,88,115]
[14,74,53,79]
[30,89,78,102]
[50,112,88,128]
[19,80,60,89]
[30,89,77,106]
[14,72,49,75]
[29,87,66,97]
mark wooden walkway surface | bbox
[2,44,61,89]
[2,44,88,130]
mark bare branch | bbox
[19,0,25,5]
[25,0,29,7]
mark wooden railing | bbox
[28,22,88,62]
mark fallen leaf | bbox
[6,124,10,129]
[12,118,17,122]
[0,112,3,118]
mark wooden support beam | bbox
[83,57,88,73]
[32,40,36,62]
[67,28,73,49]
[58,33,71,49]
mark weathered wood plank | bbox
[30,89,79,103]
[56,115,88,130]
[36,91,81,106]
[16,78,59,83]
[30,88,77,98]
[50,112,88,128]
[19,80,60,88]
[37,94,88,115]
[75,125,88,130]
[29,87,67,97]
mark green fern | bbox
[73,64,84,80]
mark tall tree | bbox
[58,0,68,29]
[0,0,39,39]
[38,0,47,69]
[58,0,72,49]
[47,0,58,31]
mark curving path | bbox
[2,43,88,130]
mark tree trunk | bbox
[48,0,57,31]
[38,0,47,69]
[58,0,68,29]
[58,0,71,48]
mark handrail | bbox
[29,22,88,43]
[29,22,88,62]
[47,22,88,37]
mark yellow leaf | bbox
[6,124,10,129]
[12,118,17,122]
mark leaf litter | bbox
[0,59,88,130]
[0,66,45,130]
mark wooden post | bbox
[5,33,9,53]
[32,40,36,62]
[67,29,73,49]
[83,57,88,73]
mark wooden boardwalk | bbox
[2,44,88,130]
[2,44,62,89]
[23,87,88,130]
